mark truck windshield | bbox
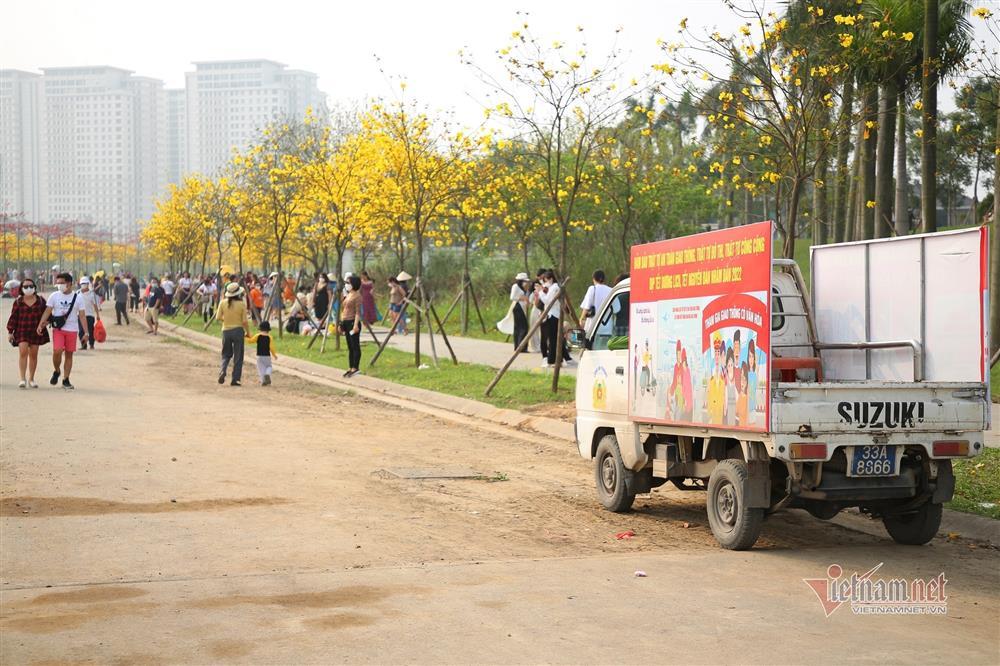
[592,292,629,351]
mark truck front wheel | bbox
[882,501,942,546]
[594,435,635,513]
[706,459,765,550]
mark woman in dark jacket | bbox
[6,278,50,388]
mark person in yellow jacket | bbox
[215,282,251,386]
[246,320,278,386]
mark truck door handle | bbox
[616,366,625,375]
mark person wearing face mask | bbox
[340,275,363,377]
[76,277,101,350]
[538,270,573,368]
[144,278,165,335]
[36,272,89,389]
[6,278,49,388]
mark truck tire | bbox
[882,501,942,546]
[594,435,635,513]
[706,459,765,550]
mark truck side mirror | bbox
[567,328,587,350]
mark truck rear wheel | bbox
[882,501,942,546]
[706,459,764,550]
[594,435,635,513]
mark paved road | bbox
[1,319,998,664]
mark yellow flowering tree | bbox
[659,5,851,256]
[364,98,475,364]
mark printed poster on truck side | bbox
[629,221,772,432]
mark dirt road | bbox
[1,320,998,664]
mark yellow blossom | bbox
[902,32,914,41]
[866,200,876,209]
[839,34,854,47]
[972,7,993,19]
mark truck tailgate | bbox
[771,381,989,434]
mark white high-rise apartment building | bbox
[33,66,167,239]
[185,60,326,175]
[0,70,43,221]
[2,60,325,237]
[165,88,187,186]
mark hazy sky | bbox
[4,0,993,125]
[3,0,741,124]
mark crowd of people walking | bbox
[5,266,406,390]
[6,262,615,392]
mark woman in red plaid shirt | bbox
[6,277,49,388]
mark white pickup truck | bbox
[573,224,991,550]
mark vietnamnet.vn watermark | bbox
[804,563,948,617]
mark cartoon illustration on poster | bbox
[628,221,772,432]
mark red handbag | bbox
[93,320,107,343]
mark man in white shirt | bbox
[579,270,612,329]
[36,272,89,389]
[76,276,102,350]
[160,275,176,315]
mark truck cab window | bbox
[771,286,785,331]
[592,292,629,351]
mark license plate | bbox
[847,445,899,477]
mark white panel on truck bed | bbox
[810,243,867,380]
[923,231,984,381]
[869,238,922,380]
[811,228,987,383]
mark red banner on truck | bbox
[629,221,773,432]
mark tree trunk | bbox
[414,230,423,367]
[812,162,828,246]
[861,83,878,240]
[522,241,529,273]
[921,0,939,232]
[782,177,803,259]
[832,77,855,244]
[846,113,864,242]
[875,78,899,238]
[726,190,735,230]
[894,89,910,236]
[461,241,470,335]
[558,230,568,282]
[743,188,751,226]
[968,150,981,226]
